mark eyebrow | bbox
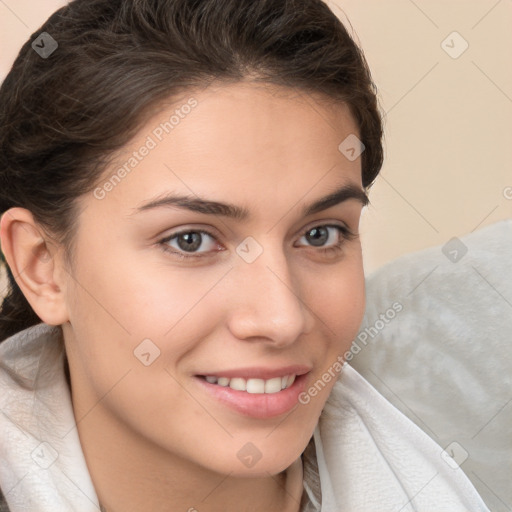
[133,183,368,220]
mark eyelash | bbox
[158,224,357,260]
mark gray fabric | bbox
[351,219,512,511]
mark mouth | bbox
[198,373,297,393]
[194,368,310,419]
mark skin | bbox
[0,81,367,511]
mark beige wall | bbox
[330,0,512,272]
[0,0,511,283]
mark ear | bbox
[0,207,69,325]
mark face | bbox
[60,81,367,477]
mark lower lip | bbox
[195,373,309,419]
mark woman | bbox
[0,0,490,510]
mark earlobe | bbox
[0,207,69,326]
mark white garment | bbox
[0,323,490,512]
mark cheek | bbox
[305,251,365,346]
[62,257,220,443]
[63,247,231,392]
[68,241,223,336]
[297,251,365,410]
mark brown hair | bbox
[0,0,383,342]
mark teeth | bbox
[246,379,264,394]
[229,377,246,391]
[264,377,282,394]
[202,374,297,394]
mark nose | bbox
[225,243,314,348]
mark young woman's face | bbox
[61,82,367,477]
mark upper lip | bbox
[196,365,312,380]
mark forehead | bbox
[155,81,359,164]
[86,81,363,220]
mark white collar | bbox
[0,324,489,511]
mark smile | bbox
[200,374,296,394]
[195,369,310,419]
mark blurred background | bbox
[0,0,511,284]
[333,0,512,273]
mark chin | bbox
[208,435,307,478]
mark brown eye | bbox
[176,232,203,252]
[305,226,330,247]
[298,225,349,248]
[160,229,220,257]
